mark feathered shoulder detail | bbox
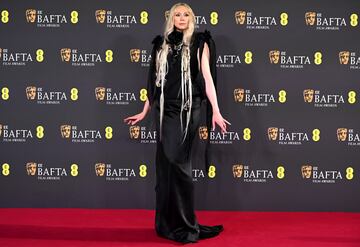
[151,35,163,50]
[194,30,212,43]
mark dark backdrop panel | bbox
[0,0,359,211]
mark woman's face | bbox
[173,6,190,31]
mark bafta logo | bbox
[95,163,106,176]
[339,51,350,65]
[164,10,170,20]
[303,89,314,103]
[60,48,71,62]
[129,126,140,139]
[60,125,71,138]
[26,9,36,23]
[26,86,37,100]
[234,88,245,102]
[26,162,37,176]
[95,87,106,101]
[199,126,208,140]
[95,10,106,23]
[337,128,348,141]
[268,127,278,141]
[269,50,280,64]
[233,164,244,178]
[0,124,2,137]
[130,49,140,62]
[235,11,246,25]
[305,12,316,26]
[301,165,312,179]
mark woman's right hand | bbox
[124,99,150,125]
[123,112,146,125]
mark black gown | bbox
[148,30,223,244]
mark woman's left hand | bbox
[212,111,231,133]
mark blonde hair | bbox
[156,3,196,142]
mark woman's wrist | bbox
[212,108,220,115]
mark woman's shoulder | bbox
[193,30,213,44]
[151,35,163,50]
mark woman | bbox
[124,3,229,243]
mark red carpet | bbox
[0,209,359,247]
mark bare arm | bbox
[142,99,151,114]
[200,42,230,132]
[123,97,151,125]
[124,38,158,126]
[201,42,220,114]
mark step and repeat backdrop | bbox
[0,0,359,211]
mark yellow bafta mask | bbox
[199,126,208,140]
[95,10,106,23]
[26,9,36,23]
[234,88,245,102]
[235,11,246,25]
[26,162,37,176]
[268,127,278,140]
[26,86,37,100]
[303,89,314,103]
[233,164,244,178]
[337,128,347,141]
[60,125,71,138]
[269,50,280,64]
[301,165,312,178]
[130,126,140,139]
[339,51,350,65]
[95,163,106,176]
[130,49,140,62]
[305,12,316,26]
[95,87,106,100]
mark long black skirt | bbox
[154,98,223,243]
